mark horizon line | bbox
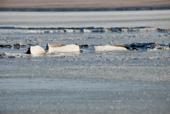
[0,6,170,12]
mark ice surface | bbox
[0,11,170,114]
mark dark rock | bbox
[125,43,156,50]
[79,44,89,49]
[13,43,20,49]
[13,43,27,49]
[110,27,122,32]
[0,44,12,48]
[157,28,169,32]
[91,28,105,33]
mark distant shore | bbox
[0,6,170,12]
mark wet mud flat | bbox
[0,27,170,114]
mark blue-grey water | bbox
[0,11,170,114]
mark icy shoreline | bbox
[0,26,169,34]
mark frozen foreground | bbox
[0,10,170,114]
[0,28,170,114]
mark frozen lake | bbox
[0,10,170,28]
[0,10,170,114]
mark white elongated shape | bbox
[47,44,80,53]
[29,45,46,56]
[83,29,91,33]
[94,45,127,52]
